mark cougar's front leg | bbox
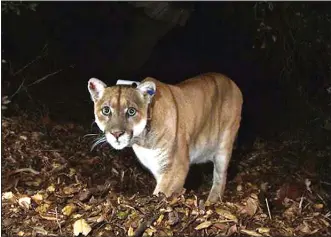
[153,141,189,197]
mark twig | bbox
[133,212,160,237]
[39,214,58,221]
[299,196,304,214]
[11,167,40,175]
[9,77,26,99]
[55,207,62,234]
[320,181,331,186]
[34,149,60,152]
[12,55,43,76]
[9,62,71,100]
[12,43,48,76]
[316,193,327,206]
[180,214,198,232]
[265,198,272,220]
[324,211,331,220]
[27,68,64,87]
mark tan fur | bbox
[88,72,243,202]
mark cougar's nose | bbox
[111,130,125,139]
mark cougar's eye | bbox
[127,107,136,117]
[101,106,111,116]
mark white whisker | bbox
[90,135,107,151]
[83,133,100,138]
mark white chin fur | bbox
[105,132,130,150]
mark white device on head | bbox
[116,79,141,87]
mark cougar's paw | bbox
[206,191,222,204]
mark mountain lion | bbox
[88,72,243,202]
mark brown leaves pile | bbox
[2,115,331,237]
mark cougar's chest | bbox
[132,144,168,180]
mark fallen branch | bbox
[9,68,63,101]
[265,198,272,220]
[10,167,40,175]
[55,207,62,234]
[27,68,64,87]
[12,43,48,76]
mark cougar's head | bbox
[88,78,156,150]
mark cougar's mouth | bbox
[105,131,133,150]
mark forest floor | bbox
[1,101,331,237]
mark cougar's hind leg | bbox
[207,123,240,203]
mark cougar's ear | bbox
[88,78,107,102]
[137,81,156,103]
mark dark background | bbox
[2,2,331,148]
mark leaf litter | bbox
[1,113,331,237]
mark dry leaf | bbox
[2,192,15,200]
[128,226,134,236]
[240,229,263,236]
[96,215,105,223]
[320,218,330,227]
[169,196,179,206]
[191,209,199,215]
[156,214,164,225]
[117,210,129,220]
[215,208,238,223]
[283,204,299,219]
[36,203,50,214]
[18,197,31,209]
[47,184,56,192]
[62,203,77,216]
[240,194,259,216]
[31,132,42,141]
[227,224,238,236]
[305,179,312,193]
[213,223,227,230]
[73,219,92,236]
[72,213,83,219]
[237,184,243,192]
[260,40,266,49]
[313,203,323,209]
[272,35,277,42]
[19,135,27,140]
[256,227,270,234]
[31,193,43,203]
[296,224,311,234]
[296,221,313,234]
[167,211,179,226]
[33,226,48,236]
[63,186,80,195]
[203,209,214,219]
[195,221,212,230]
[144,227,156,236]
[78,189,92,202]
[25,178,42,187]
[277,183,303,202]
[69,168,76,177]
[185,198,196,206]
